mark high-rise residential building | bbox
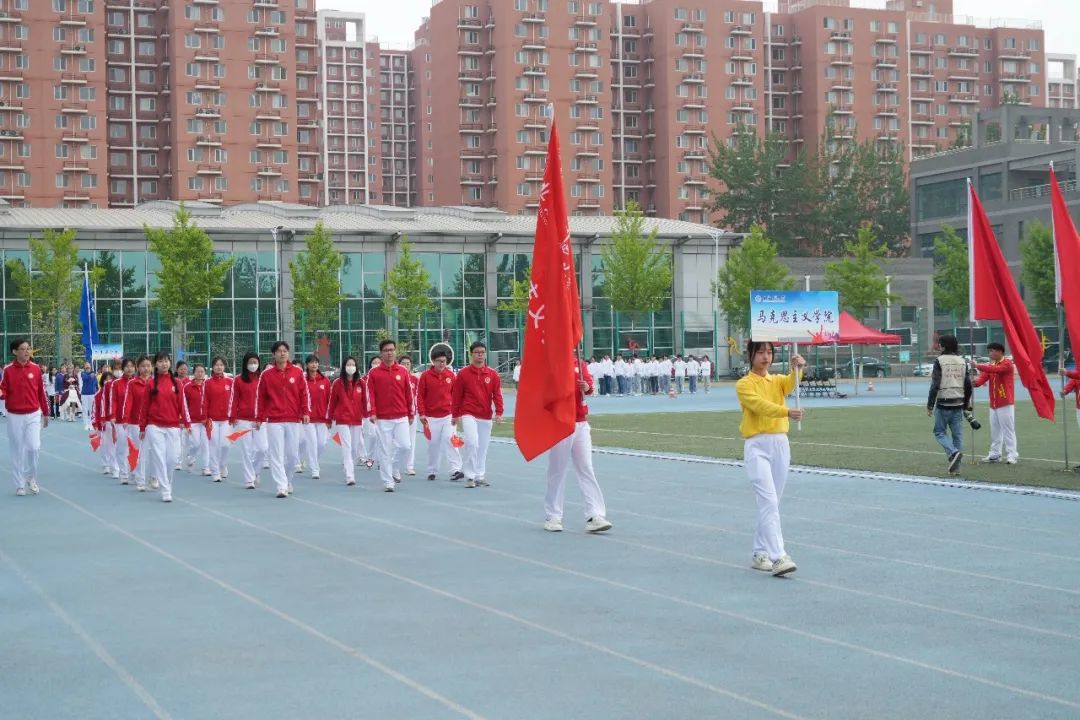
[1047,53,1078,109]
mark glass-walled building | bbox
[0,200,737,372]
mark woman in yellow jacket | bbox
[735,341,805,577]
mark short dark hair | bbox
[939,334,959,354]
[746,340,775,361]
[399,355,412,364]
[470,341,487,352]
[175,360,188,369]
[271,340,290,354]
[431,348,449,361]
[379,339,396,351]
[987,342,1005,353]
[9,337,28,354]
[305,354,319,365]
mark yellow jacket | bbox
[736,370,796,438]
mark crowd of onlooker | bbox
[585,354,714,396]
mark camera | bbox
[963,410,981,430]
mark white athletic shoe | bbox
[201,468,212,476]
[751,553,773,572]
[221,468,229,479]
[464,479,477,488]
[244,481,256,490]
[294,464,304,474]
[311,473,320,480]
[771,555,797,577]
[276,490,288,499]
[28,480,39,495]
[15,487,26,496]
[137,486,147,492]
[544,518,564,532]
[393,473,401,484]
[585,516,612,533]
[212,475,221,483]
[345,479,356,486]
[162,495,173,503]
[406,468,416,476]
[476,478,490,487]
[287,483,294,494]
[149,479,160,490]
[175,464,183,471]
[1006,457,1018,465]
[982,455,1001,463]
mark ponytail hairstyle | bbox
[340,355,359,390]
[149,351,177,397]
[99,369,112,388]
[241,352,261,383]
[305,354,321,379]
[210,356,226,376]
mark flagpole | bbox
[1060,301,1069,470]
[966,179,977,464]
[793,341,802,431]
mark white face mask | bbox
[112,370,122,378]
[247,362,259,372]
[345,365,357,376]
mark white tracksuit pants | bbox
[285,424,301,471]
[144,425,180,500]
[987,404,1018,462]
[114,422,128,481]
[208,420,230,479]
[376,418,410,488]
[362,417,379,463]
[302,423,328,477]
[101,423,119,476]
[234,420,266,485]
[6,410,42,491]
[744,433,791,562]
[125,423,146,488]
[186,423,210,471]
[406,419,417,471]
[265,422,300,493]
[460,415,492,482]
[425,415,461,477]
[335,424,363,484]
[82,394,95,430]
[545,421,606,521]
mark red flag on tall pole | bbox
[1049,163,1080,353]
[514,113,583,461]
[967,180,1056,421]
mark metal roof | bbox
[0,200,733,240]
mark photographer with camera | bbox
[972,342,1017,464]
[926,335,974,475]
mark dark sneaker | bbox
[948,451,963,474]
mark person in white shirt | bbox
[613,356,628,396]
[701,355,713,393]
[587,358,601,393]
[658,355,672,395]
[601,355,615,396]
[512,359,521,386]
[647,357,659,394]
[631,356,644,396]
[686,356,700,394]
[673,356,687,394]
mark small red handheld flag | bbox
[423,424,432,441]
[332,431,342,446]
[89,432,102,452]
[127,436,140,471]
[451,434,465,449]
[226,429,252,443]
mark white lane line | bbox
[0,547,174,720]
[36,484,488,720]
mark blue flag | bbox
[79,265,97,362]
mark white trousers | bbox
[545,421,606,521]
[376,418,410,488]
[406,419,417,471]
[144,425,180,500]
[362,417,379,462]
[82,394,96,429]
[125,423,146,487]
[744,433,790,562]
[265,422,299,493]
[101,423,119,476]
[988,404,1018,461]
[6,410,42,490]
[335,424,363,483]
[208,420,230,478]
[114,422,128,480]
[186,423,210,471]
[425,415,462,476]
[234,420,267,484]
[302,423,328,476]
[460,415,492,481]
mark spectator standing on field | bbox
[926,334,973,476]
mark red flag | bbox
[450,434,465,449]
[331,431,342,446]
[968,181,1056,420]
[422,424,432,441]
[1050,164,1080,361]
[514,116,582,461]
[226,429,252,443]
[89,431,102,452]
[126,436,140,471]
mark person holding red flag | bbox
[139,352,192,503]
[452,341,503,489]
[543,357,611,533]
[93,367,119,479]
[123,356,154,491]
[204,357,233,483]
[417,347,463,481]
[327,356,367,487]
[0,338,50,496]
[973,342,1018,464]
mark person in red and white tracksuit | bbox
[451,341,503,489]
[204,357,232,482]
[229,352,267,489]
[417,348,463,481]
[300,355,331,480]
[399,356,420,476]
[255,341,311,498]
[183,364,211,477]
[174,361,192,472]
[123,357,154,490]
[111,359,134,484]
[0,338,50,496]
[972,342,1017,464]
[366,340,415,491]
[93,370,119,478]
[543,360,612,533]
[327,356,367,486]
[138,352,192,503]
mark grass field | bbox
[498,401,1080,491]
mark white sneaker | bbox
[393,473,401,483]
[287,483,294,494]
[15,487,26,496]
[276,490,288,499]
[982,455,1001,463]
[345,479,356,486]
[476,478,490,487]
[585,516,612,533]
[222,468,229,478]
[137,486,146,492]
[175,464,183,471]
[294,464,304,474]
[201,468,211,476]
[28,480,39,495]
[464,479,477,488]
[311,473,320,480]
[1006,457,1018,465]
[212,475,221,483]
[544,518,563,532]
[149,479,160,490]
[751,552,773,572]
[244,481,256,490]
[162,495,173,503]
[771,555,797,577]
[406,468,416,476]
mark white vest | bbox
[937,355,966,401]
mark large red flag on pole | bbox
[514,114,583,461]
[967,180,1056,421]
[1049,163,1080,353]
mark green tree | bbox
[382,239,436,349]
[712,225,795,336]
[5,228,103,363]
[599,200,673,313]
[932,225,969,321]
[824,223,901,319]
[290,221,345,351]
[145,204,235,351]
[496,278,531,314]
[1019,219,1057,322]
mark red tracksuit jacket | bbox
[93,380,113,430]
[307,373,332,423]
[255,363,311,423]
[973,358,1015,409]
[228,375,260,423]
[123,376,151,426]
[366,363,414,421]
[1064,370,1080,410]
[575,362,594,422]
[0,360,49,415]
[451,365,504,420]
[327,377,367,425]
[184,381,207,422]
[418,367,454,419]
[204,375,233,422]
[139,373,192,432]
[111,376,130,423]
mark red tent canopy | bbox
[833,311,902,345]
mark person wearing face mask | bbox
[183,364,211,478]
[254,341,311,499]
[203,357,233,483]
[418,347,463,482]
[111,359,134,484]
[123,356,155,491]
[139,352,191,503]
[300,355,331,480]
[327,356,367,486]
[228,352,268,490]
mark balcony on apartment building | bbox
[59,10,90,26]
[875,34,899,45]
[947,46,979,57]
